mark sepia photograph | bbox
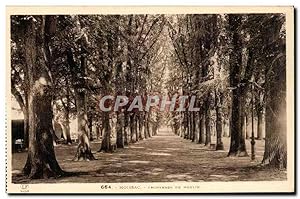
[6,6,294,193]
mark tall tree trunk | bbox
[228,89,241,155]
[205,97,211,146]
[124,112,129,145]
[88,113,94,141]
[73,84,95,160]
[138,113,143,140]
[146,112,151,138]
[67,53,95,160]
[66,16,95,161]
[186,112,190,139]
[23,109,29,148]
[99,16,118,152]
[216,90,224,150]
[189,112,193,140]
[194,112,199,143]
[187,112,191,140]
[99,112,113,152]
[228,86,248,156]
[134,114,139,141]
[191,112,196,142]
[199,111,205,144]
[24,85,64,178]
[23,16,64,178]
[116,112,124,148]
[129,114,136,143]
[245,114,250,139]
[262,20,286,168]
[184,111,189,139]
[262,65,286,168]
[205,109,211,146]
[144,113,148,139]
[227,15,249,157]
[257,107,264,140]
[262,102,286,168]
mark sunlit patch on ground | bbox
[144,152,172,156]
[127,160,151,164]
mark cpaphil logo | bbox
[97,95,200,112]
[20,184,29,192]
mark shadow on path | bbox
[12,127,286,183]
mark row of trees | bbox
[11,15,166,178]
[166,14,287,168]
[11,14,287,179]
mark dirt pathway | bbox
[12,127,286,183]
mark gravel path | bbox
[12,128,286,183]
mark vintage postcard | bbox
[6,6,294,194]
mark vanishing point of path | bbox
[12,128,286,183]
